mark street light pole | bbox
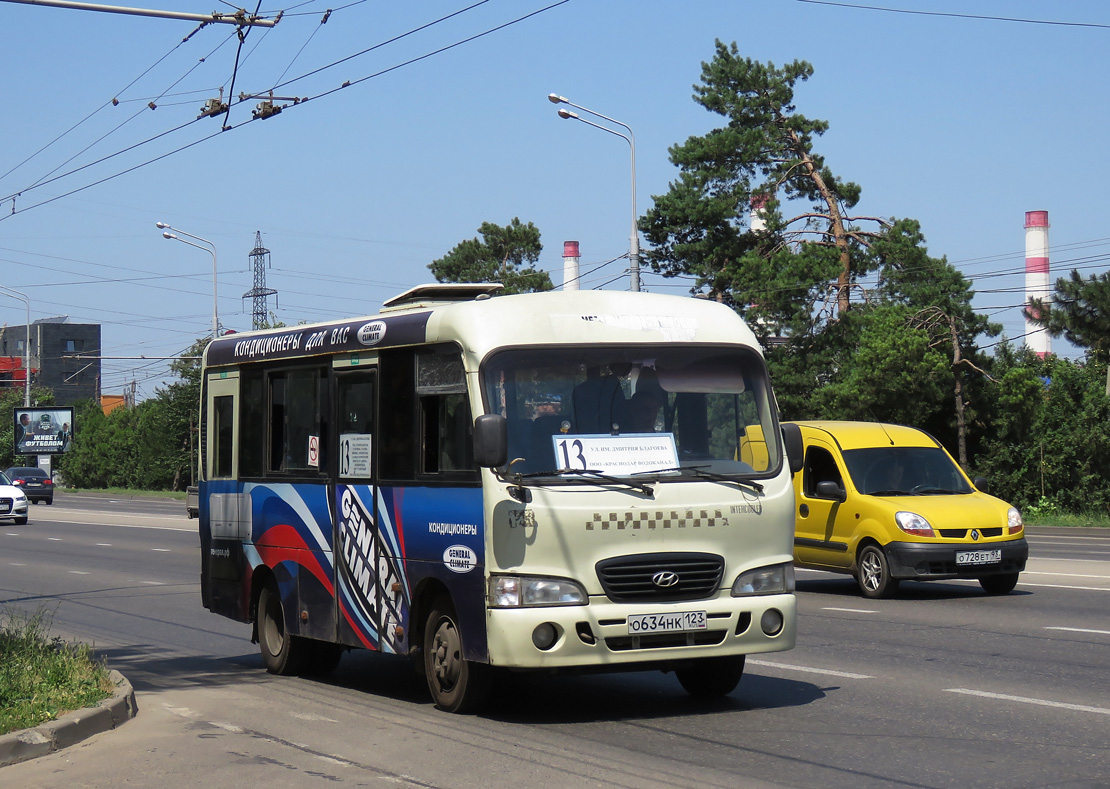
[549,93,640,292]
[156,222,220,338]
[0,285,32,406]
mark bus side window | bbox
[422,393,474,472]
[240,369,264,477]
[379,350,417,482]
[267,367,326,474]
[212,395,234,478]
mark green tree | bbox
[975,348,1110,512]
[641,41,886,329]
[1028,269,1110,353]
[1029,269,1110,394]
[429,218,551,294]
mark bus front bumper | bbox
[485,592,796,670]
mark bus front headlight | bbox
[489,575,588,607]
[731,564,795,596]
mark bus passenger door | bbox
[332,366,397,651]
[201,373,250,620]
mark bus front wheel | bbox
[259,584,307,675]
[423,595,489,713]
[674,655,745,697]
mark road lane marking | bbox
[1015,582,1110,592]
[748,659,874,680]
[945,688,1110,716]
[151,548,172,552]
[70,571,90,575]
[1023,571,1110,579]
[821,607,877,614]
[1044,626,1110,636]
[96,543,111,546]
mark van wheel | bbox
[979,573,1019,595]
[423,595,489,713]
[258,584,307,675]
[857,544,899,599]
[674,655,745,697]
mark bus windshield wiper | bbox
[633,465,764,493]
[513,468,654,495]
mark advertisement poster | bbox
[14,407,74,455]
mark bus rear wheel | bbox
[423,595,489,713]
[259,584,307,675]
[674,655,745,697]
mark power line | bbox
[794,0,1110,30]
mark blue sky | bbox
[1,0,1106,399]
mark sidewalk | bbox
[0,671,137,768]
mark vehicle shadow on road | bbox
[479,667,826,724]
[797,577,1034,600]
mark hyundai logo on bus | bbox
[652,571,680,588]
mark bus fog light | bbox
[760,608,784,636]
[532,622,559,650]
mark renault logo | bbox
[652,571,680,588]
[971,529,981,541]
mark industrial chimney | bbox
[1024,210,1051,358]
[563,240,580,291]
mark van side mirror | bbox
[973,476,989,493]
[815,480,847,502]
[473,414,508,468]
[781,423,804,475]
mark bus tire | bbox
[857,544,899,599]
[300,641,344,677]
[258,583,307,675]
[423,595,489,713]
[675,655,745,697]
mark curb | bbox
[0,670,137,768]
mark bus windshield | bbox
[483,346,781,477]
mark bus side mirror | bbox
[781,423,804,476]
[473,414,508,468]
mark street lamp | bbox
[549,93,640,292]
[156,222,220,338]
[0,285,31,406]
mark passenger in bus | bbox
[627,390,663,433]
[572,364,629,434]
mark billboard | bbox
[14,407,75,455]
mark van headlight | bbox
[489,575,587,607]
[731,564,795,596]
[896,511,935,537]
[1007,507,1023,534]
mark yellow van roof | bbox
[787,421,938,450]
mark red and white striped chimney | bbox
[1024,210,1051,358]
[562,240,580,291]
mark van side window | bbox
[803,446,843,498]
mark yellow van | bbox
[785,421,1027,598]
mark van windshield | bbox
[843,446,972,496]
[482,346,780,478]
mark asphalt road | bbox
[2,493,1108,787]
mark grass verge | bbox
[0,608,113,736]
